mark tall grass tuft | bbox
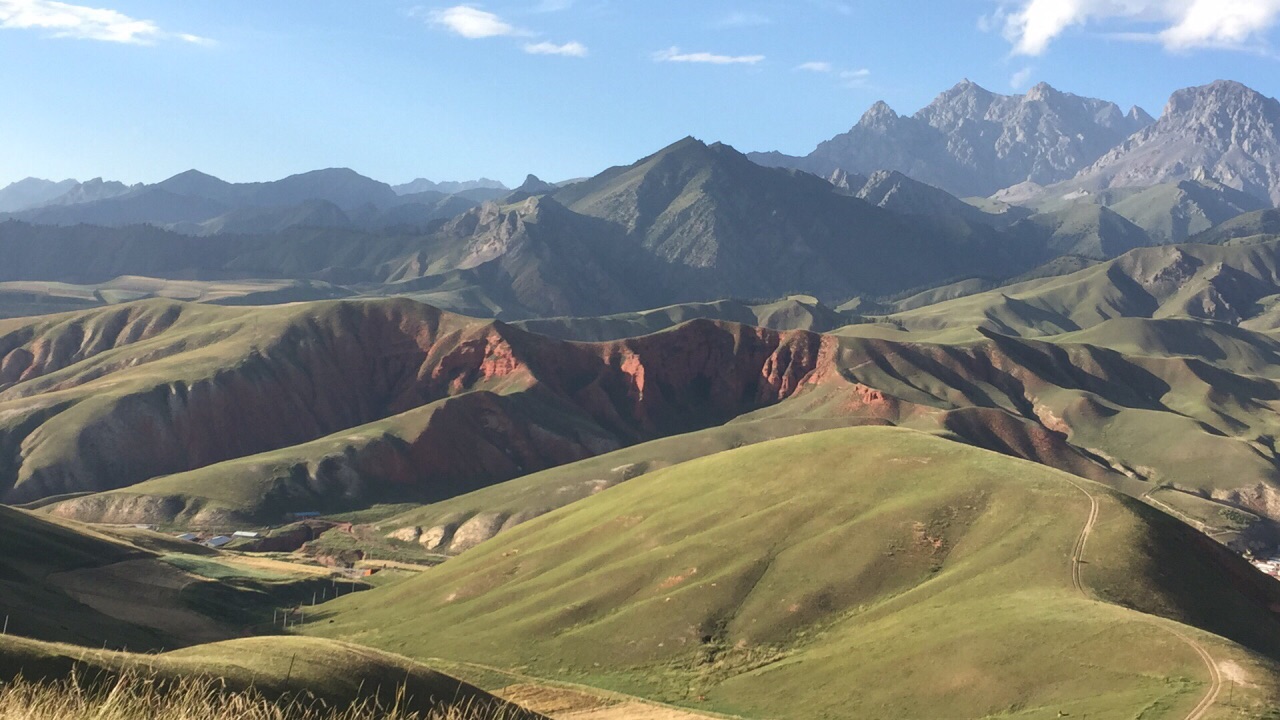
[0,671,524,720]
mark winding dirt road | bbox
[1062,478,1099,597]
[1062,478,1222,720]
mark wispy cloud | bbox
[716,11,771,27]
[796,61,833,72]
[1010,66,1035,89]
[653,46,764,65]
[427,5,527,39]
[0,0,210,45]
[524,40,587,57]
[992,0,1280,55]
[840,67,872,88]
[423,5,585,58]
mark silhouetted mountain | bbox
[42,177,136,206]
[392,177,508,195]
[9,188,230,227]
[0,178,78,212]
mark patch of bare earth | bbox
[496,685,614,716]
[555,702,717,720]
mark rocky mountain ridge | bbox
[1063,80,1280,205]
[751,80,1153,198]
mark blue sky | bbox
[2,0,1279,187]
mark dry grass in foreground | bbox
[0,672,525,720]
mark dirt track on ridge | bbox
[1062,477,1222,720]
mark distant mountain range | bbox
[392,178,508,195]
[751,80,1153,198]
[0,78,1278,320]
[3,131,1272,320]
[0,177,77,212]
[752,80,1280,209]
[0,169,512,235]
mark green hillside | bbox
[514,296,853,342]
[0,635,538,719]
[0,503,365,651]
[0,505,165,648]
[306,427,1280,719]
[882,239,1280,337]
[1026,180,1268,244]
[12,294,1280,543]
[1008,203,1151,259]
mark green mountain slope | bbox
[882,239,1280,337]
[1019,180,1268,244]
[0,635,538,719]
[549,138,1041,301]
[1190,208,1280,246]
[307,427,1280,720]
[0,505,163,648]
[513,296,853,342]
[1008,204,1152,259]
[10,293,1280,540]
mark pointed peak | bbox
[1128,105,1154,125]
[516,174,557,194]
[162,169,227,185]
[949,78,991,95]
[671,135,707,150]
[859,100,899,125]
[1024,81,1060,101]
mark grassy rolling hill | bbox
[8,293,1279,544]
[1026,180,1269,244]
[1006,203,1152,259]
[0,503,361,651]
[513,296,853,342]
[2,299,848,524]
[1190,208,1280,246]
[349,314,1280,556]
[0,635,540,719]
[879,238,1280,337]
[362,418,884,559]
[0,504,166,649]
[305,427,1280,719]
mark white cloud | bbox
[0,0,209,45]
[524,40,587,57]
[796,61,833,72]
[653,46,764,65]
[1162,0,1280,49]
[840,67,872,88]
[1010,66,1035,88]
[996,0,1280,55]
[429,5,525,39]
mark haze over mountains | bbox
[0,79,1273,322]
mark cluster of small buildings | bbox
[174,530,261,549]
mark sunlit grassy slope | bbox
[308,426,1280,720]
[0,635,539,720]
